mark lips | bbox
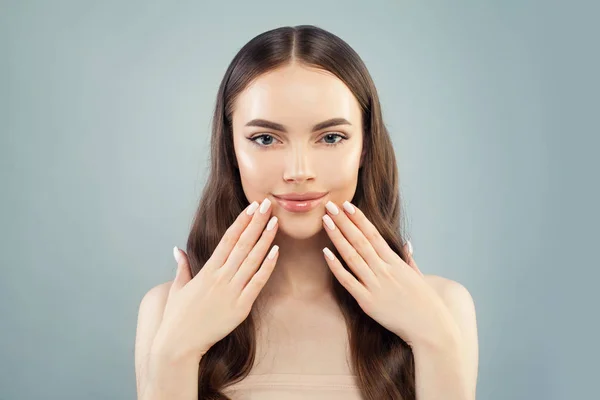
[273,192,328,201]
[273,192,327,213]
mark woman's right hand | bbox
[151,198,279,361]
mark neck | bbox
[257,228,335,303]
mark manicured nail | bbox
[407,239,414,255]
[266,216,278,231]
[173,246,182,264]
[267,245,279,259]
[325,201,339,215]
[246,201,259,215]
[323,247,335,260]
[260,198,272,214]
[322,214,336,230]
[343,201,355,215]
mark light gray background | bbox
[1,1,598,399]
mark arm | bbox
[412,280,479,400]
[140,340,201,400]
[135,282,200,400]
[412,335,471,400]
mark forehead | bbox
[232,63,362,129]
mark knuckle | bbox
[337,272,352,287]
[252,274,267,286]
[365,229,379,242]
[348,251,363,265]
[236,298,252,315]
[357,237,371,252]
[241,254,258,270]
[213,268,229,284]
[236,241,253,254]
[222,233,237,248]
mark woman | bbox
[135,25,479,400]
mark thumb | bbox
[172,246,192,291]
[403,240,424,277]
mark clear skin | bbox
[136,62,478,400]
[136,63,367,398]
[231,62,365,303]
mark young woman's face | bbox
[232,63,364,240]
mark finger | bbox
[324,201,382,272]
[403,240,424,277]
[230,216,278,290]
[322,247,369,302]
[341,201,402,265]
[171,246,192,292]
[322,214,377,287]
[221,198,273,280]
[205,201,259,270]
[238,244,279,306]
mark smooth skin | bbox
[134,62,479,399]
[135,199,280,399]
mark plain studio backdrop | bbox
[1,1,598,399]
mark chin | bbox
[275,210,325,240]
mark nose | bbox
[282,145,316,183]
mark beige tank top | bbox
[222,373,362,399]
[221,293,364,399]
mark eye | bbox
[248,133,348,148]
[321,133,346,146]
[249,134,280,147]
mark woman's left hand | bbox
[321,200,460,350]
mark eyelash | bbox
[248,133,348,148]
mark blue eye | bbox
[322,133,345,146]
[248,133,347,148]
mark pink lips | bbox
[273,193,327,213]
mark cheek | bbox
[236,150,280,193]
[315,149,362,189]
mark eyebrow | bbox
[244,117,352,133]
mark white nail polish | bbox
[260,198,271,214]
[343,201,355,215]
[325,201,339,215]
[173,246,182,264]
[267,245,279,259]
[407,240,414,255]
[322,214,335,230]
[246,201,259,215]
[266,216,278,231]
[323,247,335,260]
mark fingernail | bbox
[323,247,335,260]
[267,245,279,259]
[266,216,278,231]
[173,246,182,264]
[173,246,181,278]
[322,214,335,230]
[407,240,414,255]
[260,198,272,214]
[246,201,259,215]
[325,201,339,215]
[343,201,355,215]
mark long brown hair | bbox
[186,25,415,400]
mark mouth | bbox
[273,193,327,213]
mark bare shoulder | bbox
[136,280,174,347]
[135,280,174,395]
[139,280,174,312]
[422,274,477,338]
[422,275,479,393]
[423,274,472,303]
[136,280,174,337]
